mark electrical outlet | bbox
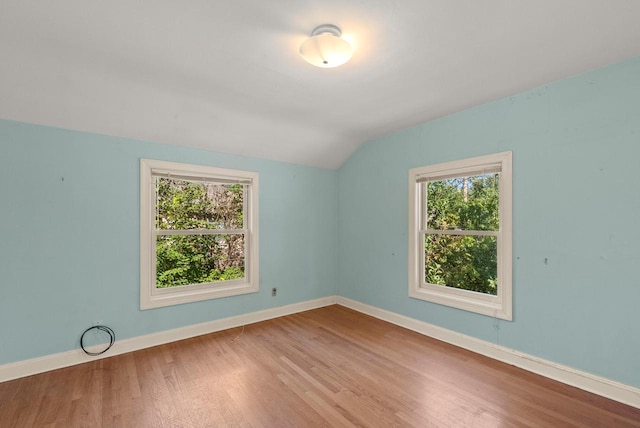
[271,288,277,297]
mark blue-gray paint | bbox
[0,122,338,364]
[338,56,640,388]
[1,56,639,389]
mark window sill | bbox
[140,282,258,310]
[409,285,512,320]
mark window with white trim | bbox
[140,159,259,309]
[408,151,512,320]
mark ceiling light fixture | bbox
[299,24,352,68]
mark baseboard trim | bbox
[3,295,638,410]
[0,295,338,383]
[336,296,640,409]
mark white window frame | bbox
[140,159,259,310]
[408,151,512,320]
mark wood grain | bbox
[1,305,639,427]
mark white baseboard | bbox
[3,295,638,410]
[336,296,640,409]
[0,296,337,383]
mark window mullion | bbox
[423,229,499,237]
[156,229,247,236]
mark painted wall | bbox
[2,56,639,391]
[0,120,338,364]
[338,57,640,388]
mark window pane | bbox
[426,174,499,231]
[156,177,245,230]
[425,234,497,295]
[156,234,245,288]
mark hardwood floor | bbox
[1,305,639,427]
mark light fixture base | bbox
[310,24,342,38]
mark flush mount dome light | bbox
[299,24,352,68]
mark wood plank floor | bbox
[1,305,639,427]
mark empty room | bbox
[1,1,640,427]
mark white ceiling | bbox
[1,1,639,169]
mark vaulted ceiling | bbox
[2,1,639,168]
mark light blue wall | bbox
[2,56,639,390]
[338,56,640,388]
[0,120,338,364]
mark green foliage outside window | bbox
[425,174,499,295]
[155,178,245,288]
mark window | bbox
[140,159,259,309]
[408,152,512,320]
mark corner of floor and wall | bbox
[1,56,639,409]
